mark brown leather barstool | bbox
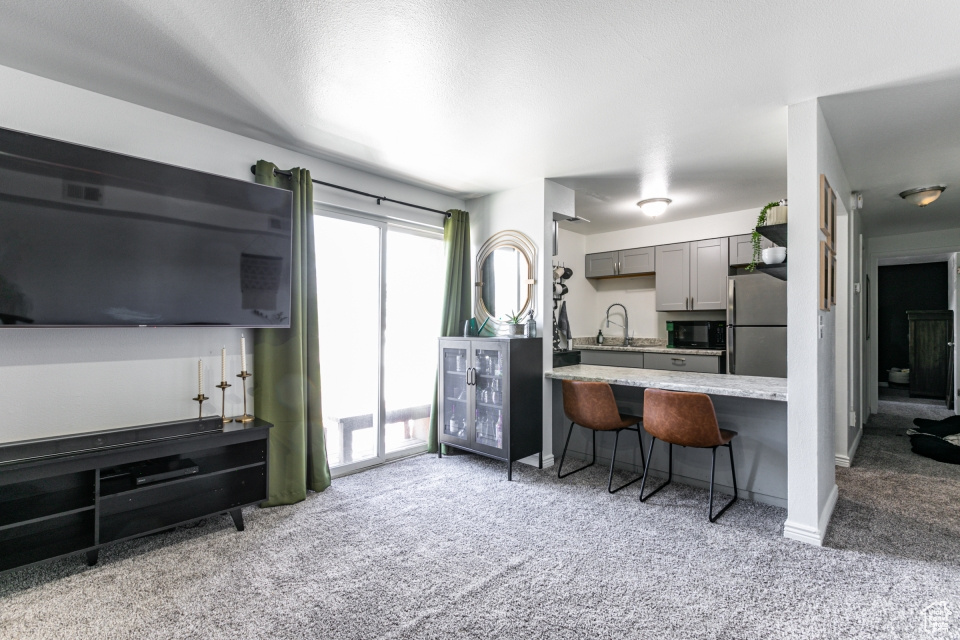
[558,380,645,493]
[638,388,739,522]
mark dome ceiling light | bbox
[899,185,946,207]
[636,197,672,217]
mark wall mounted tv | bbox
[0,126,293,327]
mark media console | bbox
[0,416,273,574]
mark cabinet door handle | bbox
[671,357,686,365]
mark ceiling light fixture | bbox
[899,185,946,207]
[636,197,672,217]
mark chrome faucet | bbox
[605,303,629,344]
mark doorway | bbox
[314,209,445,475]
[877,261,952,408]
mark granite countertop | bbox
[572,337,724,357]
[545,364,787,401]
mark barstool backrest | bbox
[642,388,724,448]
[561,380,622,430]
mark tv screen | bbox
[0,127,293,327]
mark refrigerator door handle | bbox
[727,326,735,375]
[727,278,735,326]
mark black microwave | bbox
[667,321,726,349]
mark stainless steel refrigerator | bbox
[727,274,787,377]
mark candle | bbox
[221,346,226,383]
[198,359,203,395]
[240,334,247,372]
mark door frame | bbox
[316,205,440,478]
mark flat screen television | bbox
[0,126,293,327]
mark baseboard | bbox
[847,427,863,464]
[783,483,838,546]
[835,426,864,468]
[518,453,554,469]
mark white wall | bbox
[783,99,850,546]
[561,208,757,341]
[0,64,463,443]
[467,179,562,467]
[553,228,595,345]
[835,202,864,467]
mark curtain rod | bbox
[250,165,451,218]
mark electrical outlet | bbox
[849,410,857,426]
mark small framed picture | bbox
[830,251,837,306]
[820,240,831,311]
[820,173,835,249]
[828,187,837,251]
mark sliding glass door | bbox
[315,208,443,475]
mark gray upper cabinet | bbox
[585,251,618,278]
[585,247,655,279]
[655,242,690,311]
[618,247,655,276]
[690,238,728,310]
[729,234,773,266]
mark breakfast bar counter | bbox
[546,365,787,401]
[546,365,788,507]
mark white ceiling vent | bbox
[63,182,103,205]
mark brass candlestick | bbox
[234,371,254,423]
[216,381,233,424]
[193,393,208,421]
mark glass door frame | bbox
[316,204,439,478]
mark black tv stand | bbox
[0,416,273,574]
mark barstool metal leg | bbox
[639,439,673,502]
[558,422,596,478]
[607,426,644,494]
[708,442,739,522]
[636,423,646,472]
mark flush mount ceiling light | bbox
[636,197,672,217]
[899,185,946,207]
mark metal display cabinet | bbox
[438,337,543,480]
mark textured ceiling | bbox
[1,1,960,234]
[820,77,960,238]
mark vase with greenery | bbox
[748,200,786,272]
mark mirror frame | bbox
[474,230,538,333]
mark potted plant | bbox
[502,310,524,335]
[748,199,787,272]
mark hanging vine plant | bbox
[747,200,786,272]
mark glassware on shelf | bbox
[495,410,503,448]
[455,354,465,372]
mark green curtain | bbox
[428,209,472,453]
[254,160,330,505]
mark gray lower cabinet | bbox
[585,247,655,278]
[438,337,542,480]
[655,242,691,311]
[729,234,774,266]
[690,238,728,310]
[644,352,723,373]
[579,350,644,368]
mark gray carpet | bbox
[3,406,960,639]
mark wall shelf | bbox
[756,223,788,247]
[755,262,787,281]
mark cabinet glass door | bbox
[472,343,505,451]
[440,343,471,443]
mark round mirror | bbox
[475,230,537,332]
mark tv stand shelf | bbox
[0,416,273,575]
